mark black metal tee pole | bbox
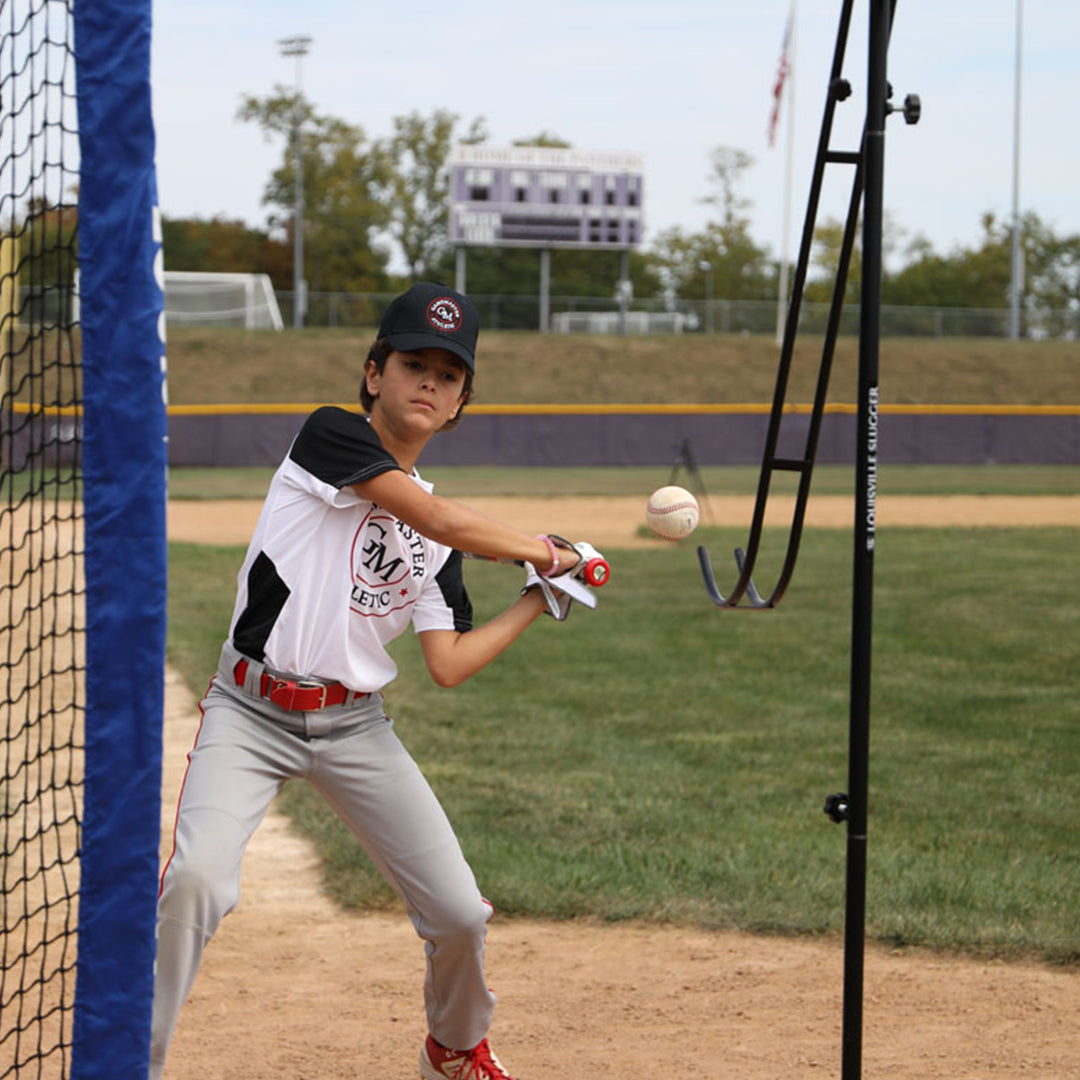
[842,2,889,1078]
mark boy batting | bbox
[150,283,605,1080]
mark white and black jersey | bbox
[228,406,472,692]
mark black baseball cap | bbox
[378,282,480,373]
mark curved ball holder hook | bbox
[697,0,917,614]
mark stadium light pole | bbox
[278,35,311,330]
[1008,0,1023,340]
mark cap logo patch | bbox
[426,296,462,333]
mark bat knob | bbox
[582,557,610,588]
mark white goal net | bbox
[551,310,689,335]
[163,271,284,330]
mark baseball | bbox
[645,485,700,541]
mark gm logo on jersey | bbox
[349,510,427,617]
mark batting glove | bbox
[544,535,610,588]
[568,540,609,587]
[522,562,573,620]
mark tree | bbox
[459,118,490,146]
[18,196,78,292]
[374,110,486,279]
[648,146,774,303]
[511,132,571,148]
[701,146,754,228]
[649,222,770,303]
[1005,212,1079,321]
[460,246,656,302]
[879,211,1079,334]
[237,88,390,293]
[161,216,291,287]
[803,215,863,304]
[800,209,921,305]
[884,213,1010,310]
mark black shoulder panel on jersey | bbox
[289,406,402,488]
[435,550,473,633]
[232,551,291,661]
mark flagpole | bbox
[775,1,797,345]
[1008,0,1023,340]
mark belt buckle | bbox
[267,674,330,711]
[298,680,329,710]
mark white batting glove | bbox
[569,540,607,583]
[545,568,597,610]
[522,562,573,620]
[524,565,597,619]
[547,535,609,589]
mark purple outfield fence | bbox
[159,405,1080,469]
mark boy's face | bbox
[366,348,469,436]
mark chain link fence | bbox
[17,286,1079,341]
[275,291,1079,340]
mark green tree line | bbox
[163,94,1079,325]
[10,95,1078,332]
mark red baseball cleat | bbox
[420,1034,515,1080]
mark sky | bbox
[151,1,1080,275]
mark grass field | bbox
[2,463,1075,506]
[167,517,1080,966]
[160,327,1079,966]
[162,326,1080,407]
[163,463,1080,501]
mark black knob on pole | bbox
[824,792,850,823]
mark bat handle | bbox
[581,556,610,588]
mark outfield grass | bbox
[167,525,1080,965]
[163,326,1080,407]
[2,462,1073,504]
[164,463,1080,501]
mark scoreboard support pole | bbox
[450,239,633,339]
[618,247,630,336]
[455,247,466,294]
[539,247,551,332]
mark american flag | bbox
[768,8,793,147]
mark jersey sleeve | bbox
[412,549,473,634]
[288,406,402,488]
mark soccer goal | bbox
[551,310,688,335]
[163,270,284,330]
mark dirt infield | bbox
[0,505,83,1078]
[159,497,1080,1079]
[167,494,1080,548]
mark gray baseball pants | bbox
[149,642,495,1079]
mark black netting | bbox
[0,0,83,1076]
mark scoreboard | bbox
[449,145,644,249]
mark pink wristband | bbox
[535,534,561,577]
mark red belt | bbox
[233,659,365,712]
